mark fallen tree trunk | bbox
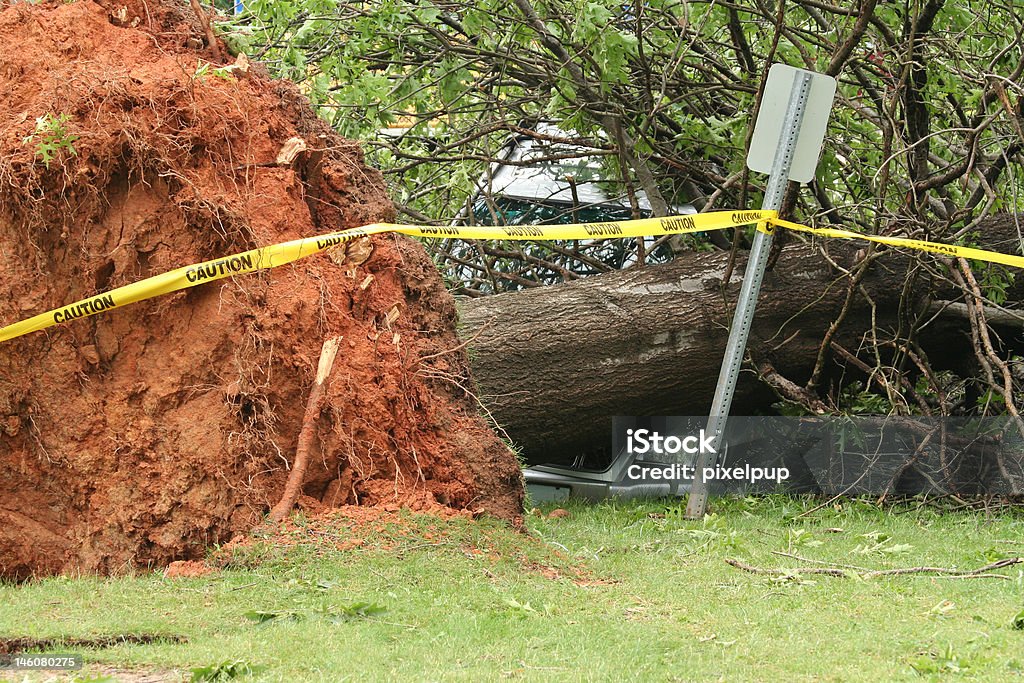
[459,240,970,463]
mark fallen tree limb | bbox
[725,556,1022,579]
[771,551,871,571]
[726,558,848,577]
[928,301,1024,327]
[268,336,341,524]
[756,360,829,414]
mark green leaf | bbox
[880,543,914,555]
[191,660,264,681]
[325,602,388,622]
[243,609,302,623]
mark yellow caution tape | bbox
[767,217,1024,270]
[0,210,774,343]
[2,208,1022,344]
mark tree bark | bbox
[460,214,1024,462]
[459,242,939,462]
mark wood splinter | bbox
[268,336,342,524]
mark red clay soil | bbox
[0,0,523,581]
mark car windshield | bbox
[472,197,636,226]
[470,125,661,226]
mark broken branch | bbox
[726,556,1022,580]
[268,336,342,524]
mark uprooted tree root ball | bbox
[0,0,523,581]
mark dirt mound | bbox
[0,0,523,581]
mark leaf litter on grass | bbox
[211,505,602,588]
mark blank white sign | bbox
[746,64,837,184]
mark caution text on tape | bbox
[1,211,774,343]
[2,209,1023,344]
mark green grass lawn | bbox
[2,496,1024,682]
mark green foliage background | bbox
[212,0,1024,419]
[220,0,1024,230]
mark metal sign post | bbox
[685,65,835,519]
